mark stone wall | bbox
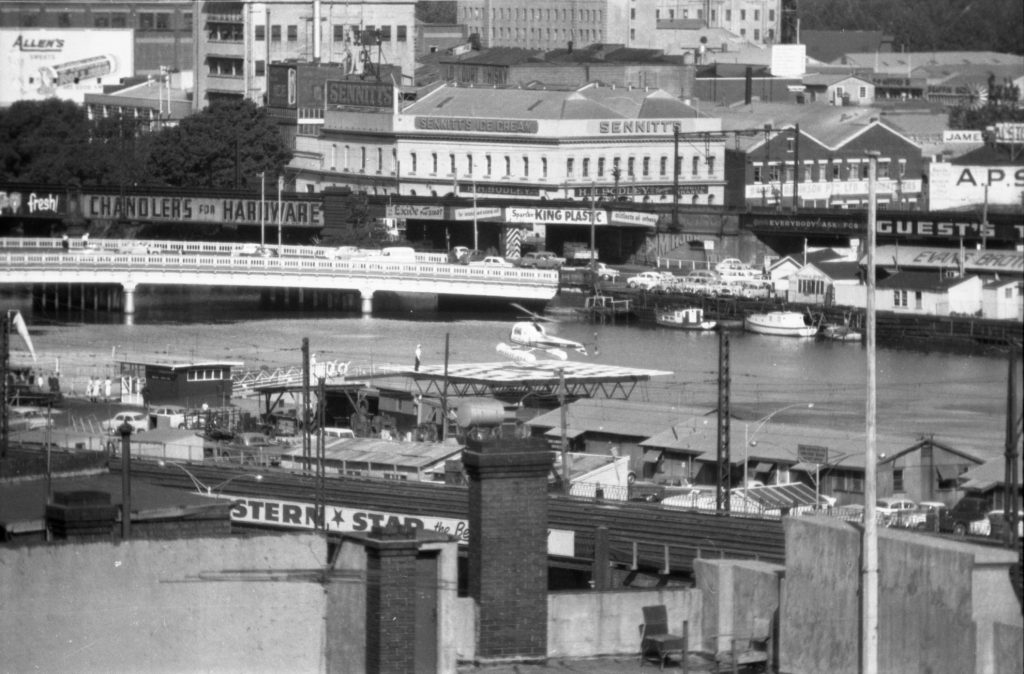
[0,534,328,674]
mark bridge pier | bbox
[360,290,373,315]
[122,282,138,315]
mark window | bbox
[410,153,417,173]
[627,157,635,177]
[754,165,763,183]
[832,163,841,180]
[377,148,383,173]
[726,9,732,21]
[597,157,605,177]
[894,290,908,307]
[798,278,826,296]
[112,13,127,27]
[156,13,170,31]
[485,155,492,175]
[139,13,154,30]
[504,156,511,176]
[754,29,760,41]
[287,25,297,42]
[541,157,548,179]
[898,159,907,177]
[449,153,456,174]
[740,10,746,20]
[256,25,266,41]
[255,60,265,76]
[692,156,699,176]
[333,25,345,41]
[467,154,474,175]
[187,368,227,382]
[859,86,867,98]
[271,25,281,42]
[740,28,746,37]
[768,164,781,182]
[57,12,71,28]
[582,158,590,177]
[707,156,715,174]
[360,147,366,171]
[431,153,438,174]
[380,25,391,41]
[860,163,869,180]
[523,156,529,177]
[770,10,776,21]
[754,10,760,21]
[567,158,575,177]
[893,469,904,492]
[660,156,668,176]
[879,161,890,179]
[397,25,407,41]
[914,291,923,309]
[631,8,636,19]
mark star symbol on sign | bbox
[332,508,345,526]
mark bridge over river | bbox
[0,238,558,315]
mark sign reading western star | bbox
[225,495,575,556]
[505,207,607,225]
[82,193,323,227]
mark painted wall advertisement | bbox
[0,188,65,218]
[81,193,324,227]
[224,495,576,556]
[928,162,1024,211]
[505,207,607,225]
[1,29,134,106]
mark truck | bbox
[936,495,990,535]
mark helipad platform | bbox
[389,361,673,401]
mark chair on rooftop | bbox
[711,615,774,674]
[639,604,686,669]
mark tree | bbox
[0,99,95,184]
[145,99,292,189]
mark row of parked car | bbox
[624,269,774,299]
[873,495,1023,538]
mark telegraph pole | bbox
[863,151,880,674]
[716,329,731,512]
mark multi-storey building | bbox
[290,80,726,207]
[654,0,782,45]
[195,1,416,111]
[456,0,652,51]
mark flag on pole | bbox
[11,311,37,362]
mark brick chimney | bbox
[363,523,422,674]
[463,435,553,663]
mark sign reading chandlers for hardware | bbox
[506,207,607,225]
[225,495,575,556]
[82,193,324,227]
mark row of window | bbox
[0,10,190,31]
[490,26,604,43]
[186,368,229,382]
[657,7,776,23]
[893,290,923,309]
[403,152,717,180]
[250,23,408,43]
[464,7,604,23]
[752,158,907,183]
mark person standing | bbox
[414,344,422,371]
[104,376,112,401]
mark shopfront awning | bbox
[642,449,663,463]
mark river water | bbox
[4,287,1017,455]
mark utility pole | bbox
[792,123,800,211]
[1,313,9,458]
[259,171,266,247]
[673,124,680,230]
[863,151,880,674]
[559,368,570,494]
[302,338,310,473]
[716,329,731,512]
[1003,349,1022,549]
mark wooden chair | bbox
[639,604,686,670]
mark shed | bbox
[981,279,1022,320]
[877,437,985,505]
[875,271,983,316]
[787,260,863,306]
[278,437,463,482]
[130,428,207,463]
[117,356,243,408]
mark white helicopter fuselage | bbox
[509,321,586,356]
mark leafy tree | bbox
[798,0,1023,54]
[145,99,292,188]
[948,104,1024,130]
[0,99,95,184]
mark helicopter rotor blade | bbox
[509,302,558,323]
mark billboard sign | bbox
[506,207,607,225]
[81,192,324,228]
[1,29,134,106]
[928,163,1024,211]
[0,188,65,218]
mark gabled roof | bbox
[800,30,891,65]
[718,103,907,152]
[802,72,873,88]
[815,260,862,281]
[878,437,985,466]
[832,51,1023,71]
[806,248,845,264]
[875,271,977,292]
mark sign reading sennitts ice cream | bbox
[1,29,134,106]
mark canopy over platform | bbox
[393,360,673,401]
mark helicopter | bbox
[505,303,590,361]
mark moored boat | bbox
[820,324,863,342]
[744,311,818,337]
[655,307,717,331]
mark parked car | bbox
[8,405,55,431]
[207,431,284,466]
[986,509,1024,539]
[876,497,919,527]
[680,270,721,295]
[101,411,149,434]
[149,405,188,430]
[593,262,620,282]
[626,271,665,291]
[471,256,515,268]
[455,248,486,264]
[937,495,990,536]
[517,251,565,269]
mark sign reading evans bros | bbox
[225,495,575,556]
[325,80,394,109]
[82,193,323,227]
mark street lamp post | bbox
[742,403,814,489]
[259,171,266,247]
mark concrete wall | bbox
[0,534,328,674]
[781,516,1023,674]
[548,588,701,658]
[694,558,783,656]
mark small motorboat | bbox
[655,307,717,331]
[744,311,819,337]
[820,324,863,342]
